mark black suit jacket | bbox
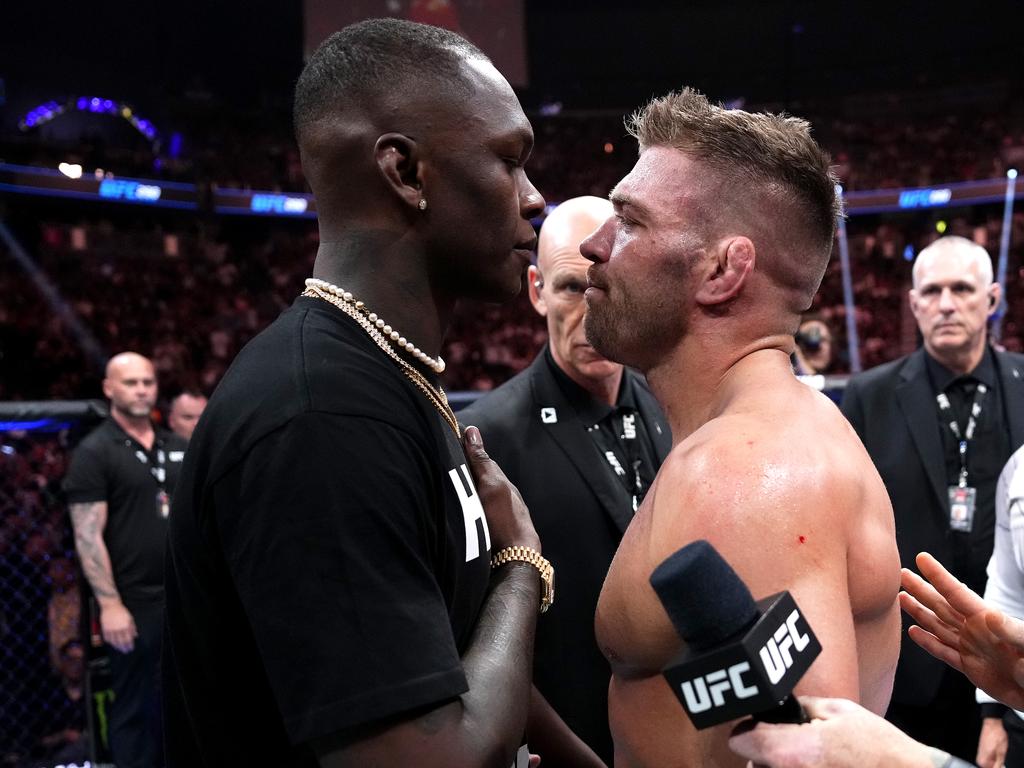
[841,346,1024,706]
[460,349,671,765]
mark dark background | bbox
[3,0,1022,126]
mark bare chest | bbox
[596,502,682,679]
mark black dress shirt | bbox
[544,347,658,509]
[925,346,1012,580]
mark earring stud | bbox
[418,198,428,211]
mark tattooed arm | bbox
[69,501,137,652]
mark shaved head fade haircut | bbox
[293,18,489,139]
[628,88,841,307]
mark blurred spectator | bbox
[793,316,835,375]
[46,555,80,673]
[166,389,208,442]
[35,638,88,765]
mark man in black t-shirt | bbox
[163,19,551,768]
[65,351,187,768]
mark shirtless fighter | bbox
[581,89,902,767]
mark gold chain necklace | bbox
[302,284,461,439]
[305,278,445,373]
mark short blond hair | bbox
[628,89,840,307]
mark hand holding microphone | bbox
[727,696,956,768]
[719,548,999,768]
[649,542,974,768]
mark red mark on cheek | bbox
[798,535,807,544]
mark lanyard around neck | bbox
[129,439,168,490]
[935,383,987,488]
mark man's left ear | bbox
[695,237,755,306]
[527,265,547,316]
[987,283,1002,317]
[374,133,424,211]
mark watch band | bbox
[490,546,555,614]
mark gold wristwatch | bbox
[490,546,555,614]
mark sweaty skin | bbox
[582,138,901,767]
[594,358,900,768]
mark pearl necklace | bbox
[304,278,445,373]
[302,282,460,439]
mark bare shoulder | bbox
[601,381,899,712]
[649,392,875,580]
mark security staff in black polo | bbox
[842,237,1024,766]
[461,197,671,767]
[66,352,187,768]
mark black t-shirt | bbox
[162,296,492,766]
[63,419,187,607]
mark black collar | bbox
[925,345,997,393]
[543,345,634,427]
[99,417,169,448]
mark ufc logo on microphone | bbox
[680,662,759,713]
[758,609,810,684]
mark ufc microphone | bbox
[649,540,821,730]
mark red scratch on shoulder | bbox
[798,535,807,544]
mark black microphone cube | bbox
[660,590,821,730]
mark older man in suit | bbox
[461,196,670,767]
[842,235,1024,767]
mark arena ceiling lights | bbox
[19,96,159,143]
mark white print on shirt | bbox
[605,451,626,477]
[449,464,491,562]
[133,448,166,482]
